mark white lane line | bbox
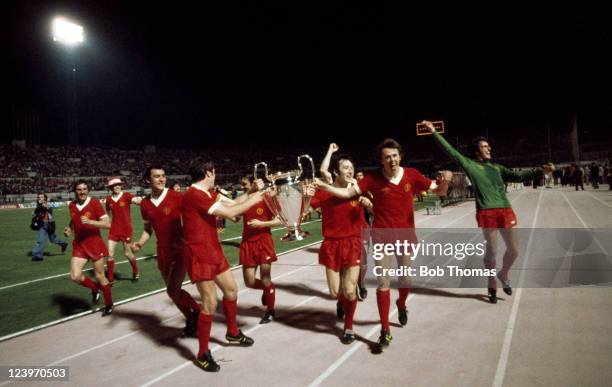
[492,189,543,387]
[560,192,611,258]
[0,220,323,291]
[584,190,612,210]
[141,289,327,387]
[307,306,403,387]
[305,194,530,386]
[0,241,322,343]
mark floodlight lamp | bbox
[52,17,84,46]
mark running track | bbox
[1,187,611,387]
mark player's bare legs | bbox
[375,253,394,348]
[70,256,113,314]
[106,239,117,283]
[498,227,519,295]
[325,268,345,319]
[259,263,275,323]
[161,263,201,336]
[482,228,499,303]
[340,266,360,344]
[215,269,253,344]
[122,241,139,281]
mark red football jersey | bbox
[140,188,184,248]
[69,197,107,242]
[310,189,366,239]
[181,186,225,262]
[242,199,275,241]
[356,167,432,228]
[106,191,134,237]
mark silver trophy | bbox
[254,155,315,241]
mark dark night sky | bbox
[4,2,612,149]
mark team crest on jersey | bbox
[403,183,412,192]
[163,207,172,215]
[84,212,92,219]
[350,200,359,207]
[256,207,264,215]
[120,202,126,207]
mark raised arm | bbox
[211,181,275,219]
[421,120,472,170]
[248,216,283,228]
[320,143,339,184]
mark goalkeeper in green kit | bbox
[421,121,554,303]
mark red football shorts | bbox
[476,208,518,229]
[156,245,184,277]
[239,235,277,267]
[183,245,230,283]
[72,237,108,261]
[318,237,362,272]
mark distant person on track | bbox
[572,164,584,191]
[315,138,452,349]
[309,144,372,344]
[105,177,142,283]
[182,160,275,372]
[237,174,282,324]
[422,120,554,303]
[132,165,202,338]
[63,180,114,316]
[30,192,68,261]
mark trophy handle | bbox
[254,162,270,182]
[296,155,315,181]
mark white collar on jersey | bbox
[191,183,212,198]
[150,188,169,208]
[75,197,91,212]
[386,167,404,185]
[110,191,124,202]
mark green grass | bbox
[0,197,438,339]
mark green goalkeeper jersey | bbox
[432,131,540,210]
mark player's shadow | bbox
[110,310,194,360]
[411,288,497,303]
[305,247,320,253]
[26,251,65,257]
[273,283,331,300]
[221,240,241,248]
[234,304,381,353]
[51,294,91,316]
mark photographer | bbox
[31,192,68,261]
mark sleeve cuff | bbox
[429,181,438,191]
[354,184,362,195]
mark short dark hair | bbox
[190,160,215,182]
[143,165,165,183]
[241,172,254,183]
[72,180,89,192]
[37,191,48,200]
[376,138,403,160]
[472,137,488,157]
[330,153,354,177]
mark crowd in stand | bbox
[1,142,610,199]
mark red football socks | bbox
[128,256,138,275]
[107,258,115,282]
[79,276,98,292]
[222,298,239,337]
[263,283,275,311]
[197,312,214,358]
[397,288,410,310]
[344,298,357,331]
[377,289,391,332]
[100,284,113,306]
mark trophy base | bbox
[280,229,311,242]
